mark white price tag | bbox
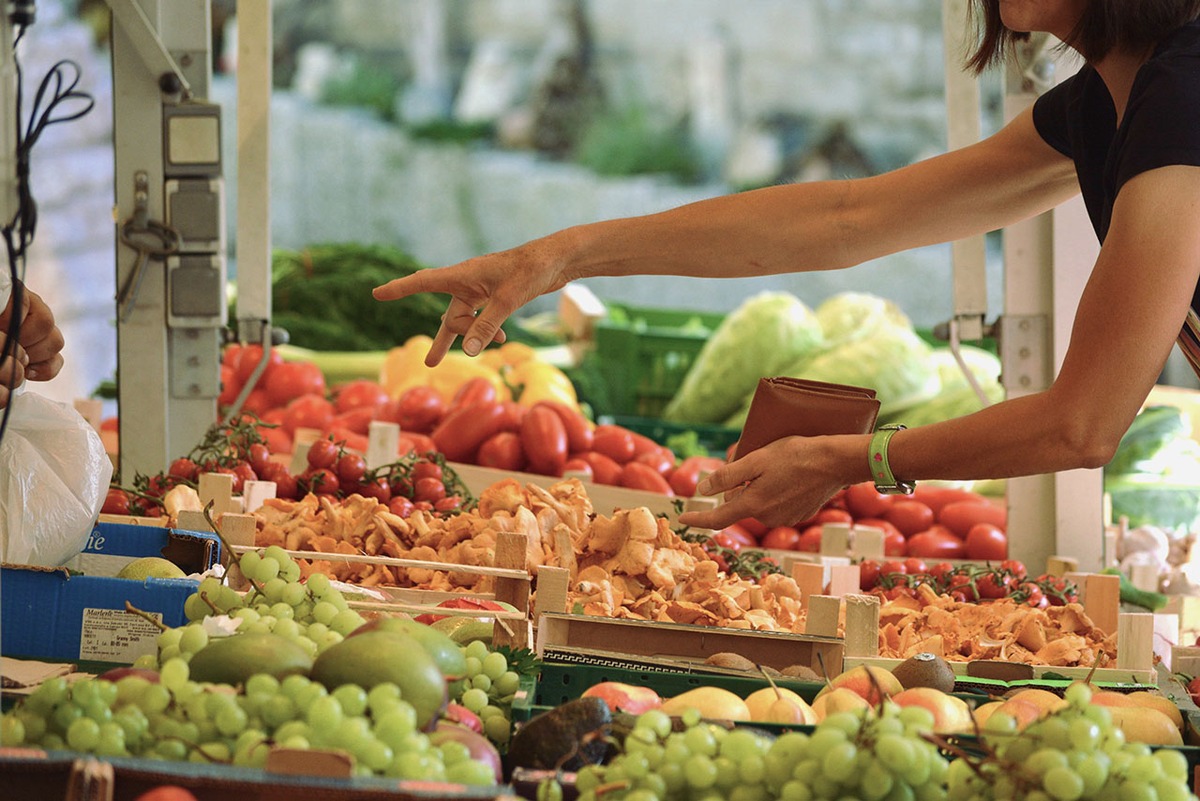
[78,607,162,663]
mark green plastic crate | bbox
[588,303,725,418]
[527,660,825,708]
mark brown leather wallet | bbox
[733,377,881,460]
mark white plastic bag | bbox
[0,387,113,566]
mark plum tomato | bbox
[844,481,893,520]
[797,525,823,552]
[884,499,935,538]
[938,500,1007,539]
[284,394,336,435]
[477,431,527,472]
[263,360,325,408]
[234,344,284,387]
[761,525,802,551]
[591,425,637,465]
[382,386,446,434]
[964,523,1008,561]
[906,529,967,560]
[813,507,853,526]
[334,379,389,413]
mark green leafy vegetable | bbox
[662,291,823,424]
[251,243,450,351]
[1103,405,1200,532]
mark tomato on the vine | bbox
[101,487,131,516]
[336,452,368,485]
[356,476,392,503]
[168,457,199,483]
[902,557,928,576]
[413,476,447,505]
[434,496,463,513]
[412,460,444,484]
[859,559,882,591]
[303,468,340,496]
[306,438,340,470]
[976,572,1009,600]
[389,496,414,518]
[1000,559,1027,580]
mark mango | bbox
[349,616,469,694]
[310,630,448,730]
[187,632,312,686]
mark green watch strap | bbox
[869,424,914,494]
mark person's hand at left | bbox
[0,283,65,384]
[676,435,851,531]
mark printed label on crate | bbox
[78,607,162,663]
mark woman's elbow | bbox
[1056,419,1121,470]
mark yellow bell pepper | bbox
[428,352,511,403]
[507,359,578,408]
[381,335,511,402]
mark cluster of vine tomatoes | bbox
[99,414,472,521]
[858,556,1079,608]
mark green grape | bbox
[306,572,331,596]
[260,694,297,728]
[493,670,521,696]
[280,582,307,607]
[215,703,249,737]
[637,709,673,740]
[260,577,288,602]
[463,656,483,677]
[333,684,369,717]
[463,639,490,662]
[460,688,489,714]
[329,609,365,636]
[245,673,280,698]
[480,651,508,681]
[483,712,511,745]
[822,740,859,784]
[1153,749,1190,782]
[685,754,719,789]
[1152,778,1192,801]
[233,607,261,625]
[367,682,401,709]
[66,716,101,751]
[684,723,718,757]
[1064,682,1093,707]
[53,701,84,731]
[94,722,126,756]
[272,618,301,640]
[446,759,498,786]
[470,673,492,693]
[1042,765,1085,801]
[1,715,25,746]
[306,695,345,730]
[1126,753,1165,783]
[280,559,301,583]
[183,593,210,622]
[311,601,339,625]
[263,545,291,568]
[179,624,209,654]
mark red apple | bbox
[580,681,663,714]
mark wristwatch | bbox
[869,424,915,495]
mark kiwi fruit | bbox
[703,652,758,671]
[890,652,956,693]
[780,664,821,681]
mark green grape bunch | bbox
[944,682,1198,801]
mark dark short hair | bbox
[966,0,1200,72]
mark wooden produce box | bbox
[534,612,844,675]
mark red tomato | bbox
[477,431,527,472]
[330,407,376,436]
[903,557,928,576]
[496,401,528,432]
[1000,559,1027,580]
[718,523,758,550]
[618,462,673,494]
[431,401,509,463]
[406,433,437,456]
[325,427,369,456]
[413,476,447,504]
[306,438,339,470]
[274,471,300,500]
[334,379,389,413]
[234,344,284,386]
[906,530,967,560]
[452,376,499,409]
[412,460,444,483]
[629,431,665,460]
[218,365,241,407]
[853,517,902,540]
[258,425,292,456]
[761,526,802,551]
[844,482,894,519]
[101,487,131,516]
[435,496,463,513]
[591,425,637,464]
[356,476,391,503]
[634,448,675,477]
[521,404,569,476]
[976,571,1009,600]
[737,517,770,540]
[964,523,1008,561]
[541,401,594,453]
[381,386,446,434]
[938,500,1007,539]
[388,496,415,517]
[284,394,335,436]
[668,455,724,498]
[813,508,854,526]
[797,525,823,552]
[912,485,989,517]
[241,389,273,418]
[884,500,935,538]
[302,468,340,496]
[576,451,624,485]
[859,559,882,591]
[883,529,907,557]
[168,458,199,483]
[262,360,324,408]
[245,444,271,476]
[563,457,593,480]
[880,559,908,577]
[336,452,368,485]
